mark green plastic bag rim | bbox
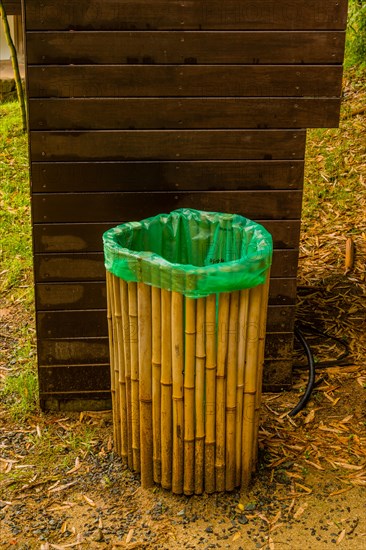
[103,208,273,298]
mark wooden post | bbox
[172,291,184,494]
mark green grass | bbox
[0,100,32,300]
[303,66,366,233]
[345,0,366,69]
[0,99,37,419]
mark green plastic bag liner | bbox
[103,208,272,299]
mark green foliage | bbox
[346,0,366,67]
[0,100,31,300]
[1,100,36,419]
[2,364,38,420]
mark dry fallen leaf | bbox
[336,528,347,545]
[293,503,309,519]
[66,457,81,475]
[232,532,241,542]
[304,409,316,424]
[126,528,134,544]
[82,494,96,507]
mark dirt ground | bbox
[1,298,366,550]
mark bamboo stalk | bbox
[121,279,133,469]
[111,274,121,455]
[129,282,140,472]
[138,282,154,488]
[111,275,121,455]
[195,297,206,495]
[241,284,263,488]
[235,289,250,487]
[215,292,230,492]
[106,271,118,452]
[205,293,217,494]
[225,291,240,491]
[253,272,271,467]
[184,297,196,495]
[151,286,162,484]
[171,291,184,494]
[114,276,128,464]
[161,289,172,489]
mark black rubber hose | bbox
[289,325,316,417]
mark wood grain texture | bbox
[33,220,301,252]
[29,98,341,130]
[32,190,303,223]
[3,1,21,15]
[36,305,296,339]
[26,32,346,66]
[38,364,111,392]
[27,65,344,102]
[38,332,293,367]
[33,249,299,282]
[37,359,293,394]
[33,220,300,252]
[24,1,348,31]
[30,130,306,161]
[31,161,304,193]
[35,278,297,311]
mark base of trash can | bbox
[106,271,270,494]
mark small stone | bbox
[205,526,213,533]
[238,515,249,525]
[93,528,105,542]
[177,509,185,517]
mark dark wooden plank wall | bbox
[22,0,347,410]
[3,1,21,15]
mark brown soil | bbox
[1,303,366,550]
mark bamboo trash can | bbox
[103,209,272,493]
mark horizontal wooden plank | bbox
[38,310,109,338]
[3,1,21,15]
[27,65,344,100]
[33,220,301,253]
[34,249,299,282]
[39,339,109,365]
[38,361,293,398]
[263,360,292,389]
[24,1,348,30]
[40,396,112,411]
[31,160,304,193]
[30,130,306,161]
[39,364,111,392]
[35,278,297,310]
[29,98,341,130]
[36,304,296,339]
[38,332,293,366]
[26,32,346,66]
[32,190,303,223]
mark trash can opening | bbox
[103,208,272,298]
